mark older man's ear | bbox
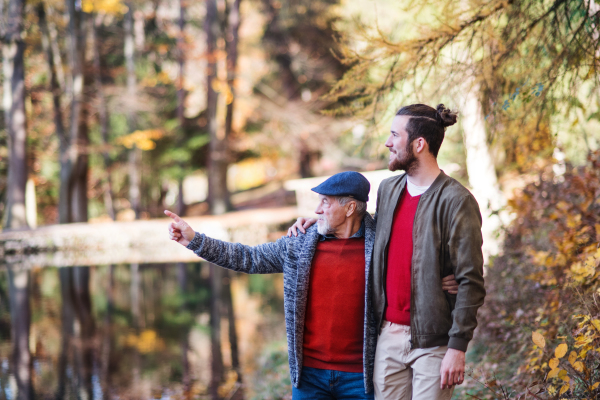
[346,201,357,217]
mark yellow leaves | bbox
[566,213,582,229]
[592,319,600,332]
[116,129,163,151]
[558,369,568,380]
[592,382,600,390]
[125,329,164,353]
[532,331,546,348]
[548,368,560,379]
[574,334,593,348]
[572,361,584,372]
[568,351,577,365]
[559,383,570,395]
[549,358,559,369]
[82,0,128,14]
[555,344,568,358]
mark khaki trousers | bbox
[373,321,454,400]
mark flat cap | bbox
[311,171,370,202]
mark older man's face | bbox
[315,195,347,236]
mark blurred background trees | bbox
[1,0,600,398]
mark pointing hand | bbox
[165,210,196,247]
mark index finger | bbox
[164,210,181,222]
[442,274,455,282]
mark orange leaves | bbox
[568,351,577,365]
[555,343,568,358]
[532,331,545,348]
[125,329,165,353]
[116,129,164,151]
[82,0,128,15]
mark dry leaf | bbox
[568,351,577,365]
[532,331,546,348]
[549,358,559,369]
[559,383,570,395]
[547,368,560,379]
[555,343,568,358]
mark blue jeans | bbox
[292,366,374,400]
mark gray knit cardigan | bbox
[186,213,377,393]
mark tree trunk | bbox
[8,265,33,400]
[38,2,67,151]
[206,0,229,215]
[91,15,116,220]
[224,0,241,144]
[460,83,506,262]
[178,262,190,395]
[2,0,28,230]
[56,268,75,400]
[176,0,187,217]
[101,265,114,400]
[125,2,142,219]
[210,263,224,400]
[262,0,297,100]
[72,266,94,400]
[224,270,242,385]
[60,0,89,224]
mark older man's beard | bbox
[317,218,334,235]
[389,141,419,174]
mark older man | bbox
[167,171,378,399]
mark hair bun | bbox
[436,104,458,128]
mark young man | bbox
[289,104,486,399]
[167,172,379,399]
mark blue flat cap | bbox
[311,171,370,202]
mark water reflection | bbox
[0,263,285,399]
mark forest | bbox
[0,0,600,398]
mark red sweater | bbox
[385,190,421,325]
[302,237,366,373]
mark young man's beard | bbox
[389,141,419,174]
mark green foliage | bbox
[248,341,292,400]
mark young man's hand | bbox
[441,275,459,294]
[165,210,195,247]
[287,217,317,237]
[440,348,465,389]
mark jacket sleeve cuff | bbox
[448,337,469,352]
[186,232,204,252]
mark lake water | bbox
[0,263,289,400]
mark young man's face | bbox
[315,195,347,236]
[385,115,418,173]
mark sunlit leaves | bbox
[532,331,546,348]
[82,0,128,14]
[125,329,165,353]
[555,344,568,358]
[116,129,164,151]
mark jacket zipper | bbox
[409,194,421,350]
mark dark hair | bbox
[395,103,458,157]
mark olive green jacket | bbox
[372,171,486,352]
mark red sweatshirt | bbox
[385,190,421,325]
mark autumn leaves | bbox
[531,315,600,397]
